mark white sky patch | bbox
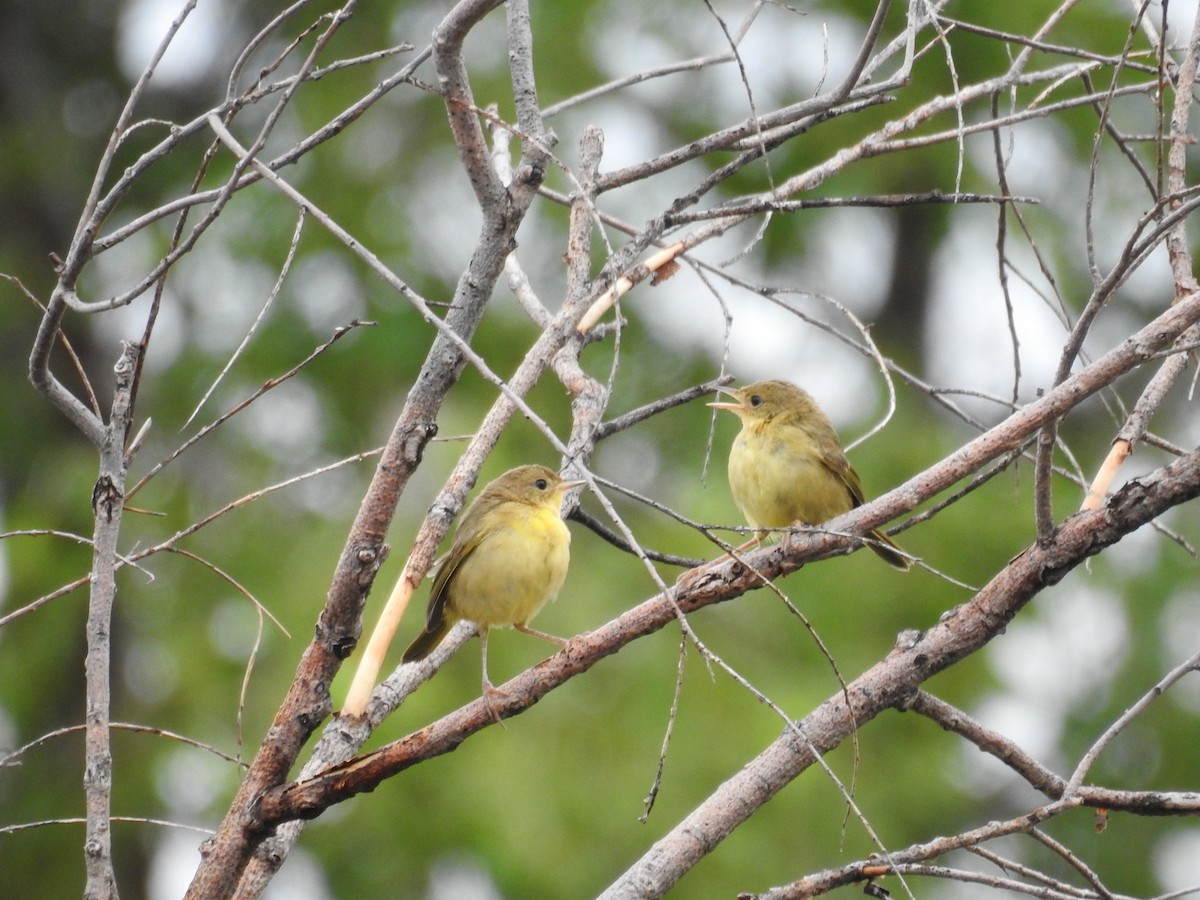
[86,224,188,370]
[925,213,1072,400]
[1122,0,1200,47]
[625,206,899,424]
[291,251,368,334]
[382,156,484,287]
[184,257,281,356]
[736,9,862,104]
[595,430,662,497]
[154,748,234,819]
[956,692,1064,795]
[591,2,860,106]
[1152,826,1200,895]
[590,9,703,84]
[630,261,879,418]
[1159,592,1200,713]
[959,583,1131,791]
[723,211,908,416]
[975,119,1083,202]
[388,3,443,47]
[117,0,227,88]
[1118,241,1176,308]
[147,830,207,900]
[234,379,325,465]
[1166,0,1200,31]
[0,705,15,764]
[577,98,687,174]
[678,8,863,114]
[428,854,504,900]
[989,584,1129,710]
[1102,525,1165,580]
[800,208,894,319]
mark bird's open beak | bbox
[706,386,744,413]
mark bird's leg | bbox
[478,628,508,724]
[733,530,766,553]
[479,626,567,723]
[480,627,496,692]
[514,623,569,648]
[714,529,766,560]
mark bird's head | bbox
[707,379,820,426]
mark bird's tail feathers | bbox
[868,529,912,571]
[402,621,453,663]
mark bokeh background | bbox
[3,1,1200,897]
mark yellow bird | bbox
[402,465,585,697]
[709,379,910,570]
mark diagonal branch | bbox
[250,289,1200,831]
[433,0,509,209]
[599,443,1200,899]
[186,2,559,893]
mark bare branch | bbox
[13,4,1200,897]
[604,444,1200,899]
[82,343,138,900]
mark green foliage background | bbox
[2,1,1199,898]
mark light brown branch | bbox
[604,445,1200,899]
[250,288,1200,821]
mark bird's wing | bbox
[817,435,866,507]
[424,502,498,628]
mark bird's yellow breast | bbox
[447,504,571,628]
[728,422,853,529]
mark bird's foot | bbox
[514,623,568,649]
[481,679,509,725]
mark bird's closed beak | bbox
[558,478,587,491]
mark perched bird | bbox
[709,379,911,570]
[402,464,585,698]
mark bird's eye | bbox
[534,478,548,490]
[749,394,763,407]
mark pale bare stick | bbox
[1081,7,1200,511]
[340,567,418,717]
[1081,325,1199,511]
[1081,438,1132,511]
[576,241,685,333]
